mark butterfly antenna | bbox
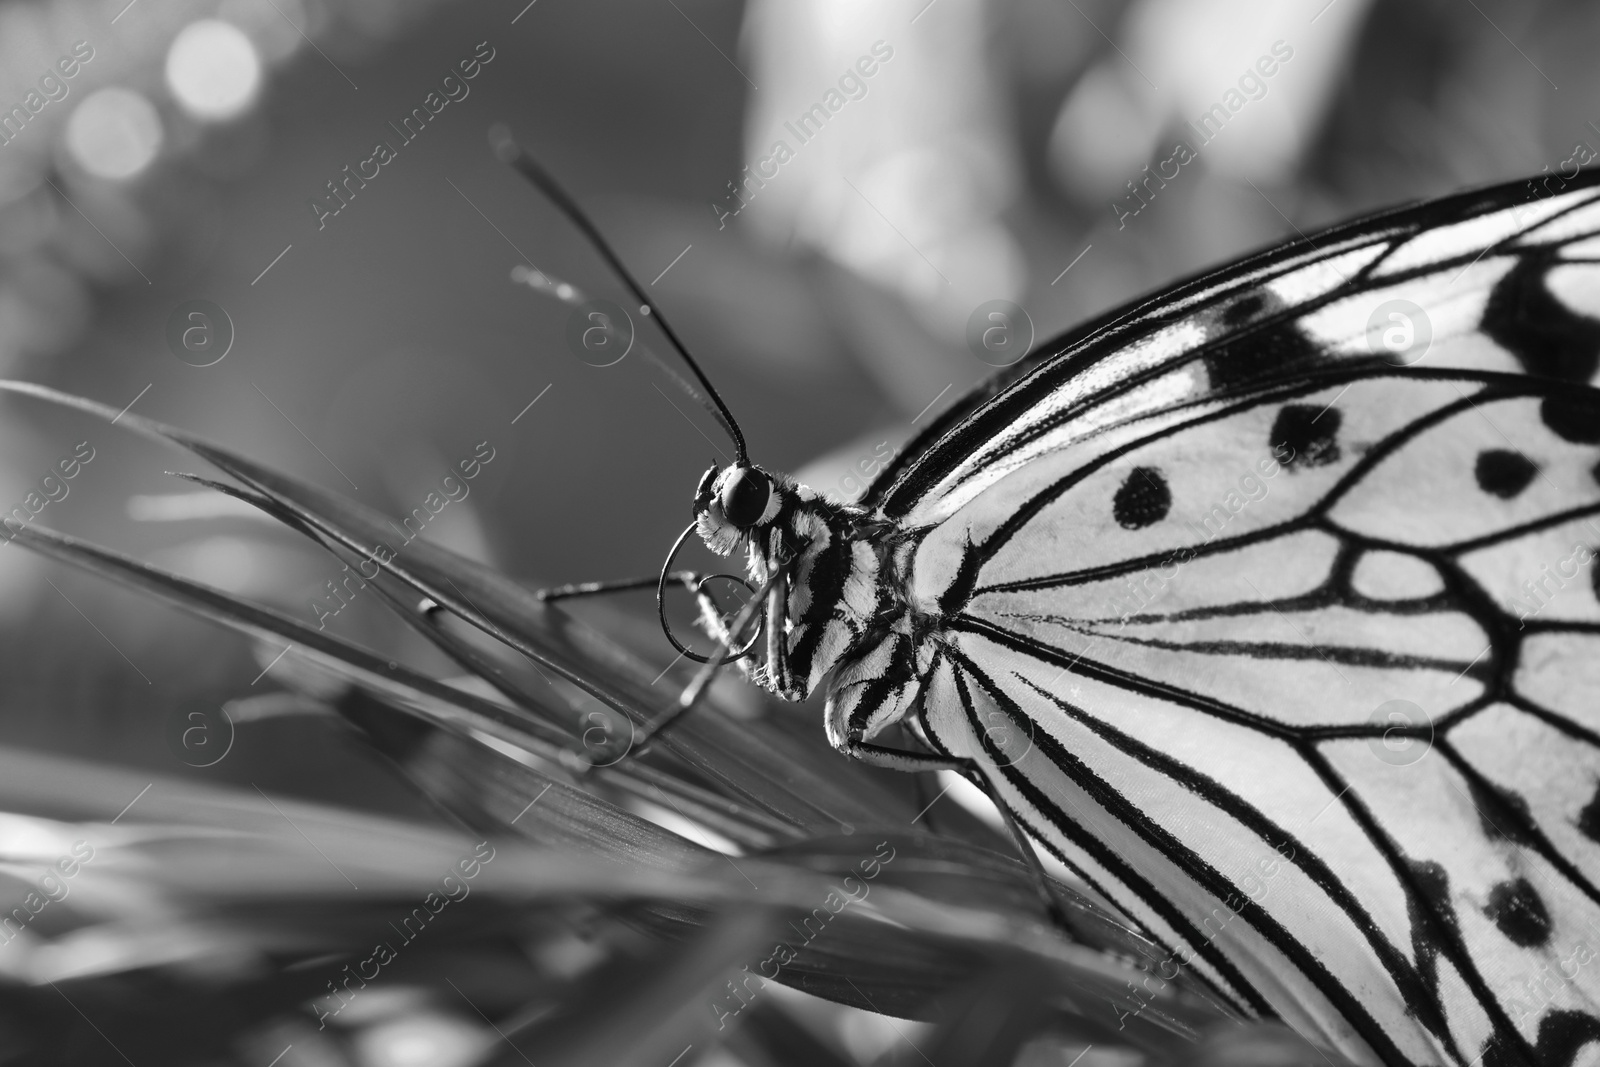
[489,124,749,465]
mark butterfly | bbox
[508,128,1600,1067]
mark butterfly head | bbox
[693,462,784,555]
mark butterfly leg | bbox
[582,565,781,770]
[991,795,1076,936]
[541,570,758,664]
[761,568,792,695]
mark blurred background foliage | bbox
[0,0,1594,1063]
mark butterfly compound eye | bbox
[719,467,771,527]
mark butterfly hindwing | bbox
[918,633,1451,1066]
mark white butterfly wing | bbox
[872,175,1600,1067]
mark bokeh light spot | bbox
[353,1014,489,1067]
[165,20,262,121]
[64,88,163,180]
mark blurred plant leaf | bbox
[496,906,782,1067]
[6,521,708,869]
[1186,1022,1352,1067]
[0,751,1242,1055]
[724,1000,859,1067]
[894,954,1062,1067]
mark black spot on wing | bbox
[1404,857,1526,1058]
[1271,404,1342,469]
[1483,249,1600,382]
[1576,782,1600,844]
[1475,449,1540,499]
[1112,467,1171,529]
[1204,300,1329,393]
[1531,1010,1600,1067]
[1485,1010,1600,1067]
[1539,394,1600,445]
[1408,859,1454,1000]
[1484,878,1552,948]
[1480,248,1600,443]
[1221,292,1265,327]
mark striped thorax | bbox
[691,463,918,738]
